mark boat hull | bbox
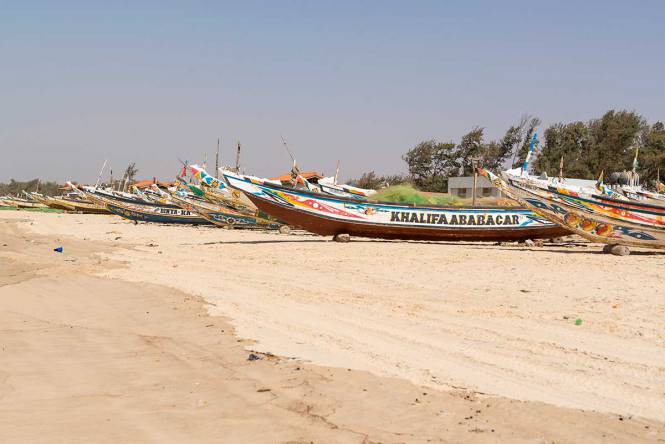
[105,202,212,225]
[485,172,665,250]
[171,193,281,229]
[225,173,571,242]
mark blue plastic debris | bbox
[54,246,63,253]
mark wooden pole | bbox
[470,157,480,206]
[215,138,220,178]
[235,141,241,173]
[95,159,108,188]
[558,156,564,180]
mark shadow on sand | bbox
[179,236,665,256]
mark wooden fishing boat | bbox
[30,193,78,211]
[223,171,571,242]
[49,196,109,214]
[9,196,47,209]
[80,188,212,225]
[481,169,665,254]
[0,197,17,208]
[189,164,259,213]
[170,192,283,230]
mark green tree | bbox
[534,121,591,178]
[402,140,456,191]
[347,171,408,189]
[638,121,665,186]
[0,179,61,196]
[123,163,139,184]
[586,110,645,176]
[534,110,649,180]
[455,127,484,175]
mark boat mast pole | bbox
[558,156,564,181]
[334,160,340,185]
[470,156,480,207]
[215,138,220,179]
[95,159,108,188]
[235,141,241,173]
[281,135,300,185]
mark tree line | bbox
[0,179,62,197]
[349,110,665,192]
[0,163,140,196]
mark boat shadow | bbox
[185,238,665,255]
[467,246,665,256]
[186,238,547,247]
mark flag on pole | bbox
[522,132,538,174]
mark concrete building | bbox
[447,176,501,199]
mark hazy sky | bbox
[2,0,664,183]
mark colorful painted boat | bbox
[170,192,282,230]
[80,189,212,225]
[189,165,259,213]
[317,177,376,200]
[223,171,571,242]
[481,169,665,251]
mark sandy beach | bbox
[1,211,664,443]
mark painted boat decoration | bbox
[223,171,571,241]
[80,189,212,225]
[189,164,259,213]
[170,192,282,230]
[317,176,376,200]
[481,169,665,251]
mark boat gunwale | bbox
[225,173,528,212]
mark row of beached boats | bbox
[8,144,664,255]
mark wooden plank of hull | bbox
[105,203,212,225]
[44,197,77,211]
[65,204,110,214]
[54,198,109,214]
[28,194,67,211]
[15,201,45,209]
[242,192,569,242]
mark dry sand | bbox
[1,210,664,443]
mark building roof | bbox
[133,179,174,189]
[270,171,324,182]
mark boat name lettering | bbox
[389,211,519,226]
[159,208,191,215]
